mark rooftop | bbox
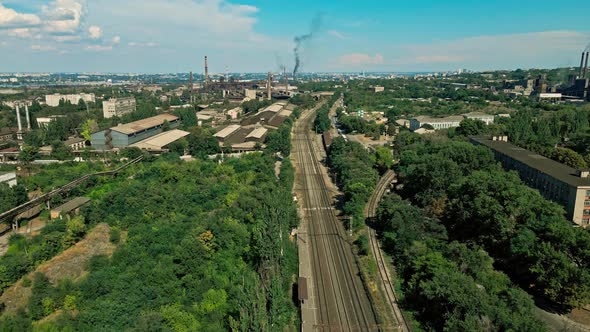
[64,137,85,145]
[111,114,178,135]
[471,136,590,188]
[413,115,464,123]
[130,129,190,150]
[463,112,494,118]
[246,127,268,139]
[263,103,284,113]
[214,124,241,138]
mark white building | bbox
[36,115,66,128]
[410,115,463,131]
[463,112,495,125]
[45,93,96,107]
[102,97,137,118]
[0,172,17,187]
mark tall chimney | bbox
[25,104,31,130]
[283,67,288,91]
[15,104,22,132]
[267,72,272,100]
[585,52,589,79]
[580,52,586,78]
[189,71,193,90]
[204,56,209,85]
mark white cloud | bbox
[88,25,102,39]
[328,30,345,40]
[8,28,38,38]
[0,4,41,28]
[338,53,384,65]
[31,44,57,51]
[128,41,158,47]
[112,36,121,44]
[85,44,112,51]
[41,0,85,35]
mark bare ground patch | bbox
[0,223,124,316]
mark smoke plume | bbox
[293,14,323,76]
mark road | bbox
[293,103,380,331]
[365,170,411,332]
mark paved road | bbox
[293,104,379,331]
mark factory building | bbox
[45,93,95,107]
[102,97,137,118]
[129,129,190,151]
[91,114,180,150]
[214,125,241,143]
[245,127,268,142]
[471,136,590,227]
[561,51,590,101]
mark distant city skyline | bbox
[0,0,589,73]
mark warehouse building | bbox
[245,127,268,142]
[130,129,190,151]
[102,97,137,118]
[214,124,241,143]
[91,114,180,150]
[471,136,590,227]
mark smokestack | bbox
[283,67,288,91]
[585,52,589,79]
[25,104,31,130]
[267,72,272,100]
[580,52,586,78]
[15,104,22,132]
[204,56,209,85]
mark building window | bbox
[586,190,590,196]
[584,210,590,215]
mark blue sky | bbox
[0,0,589,73]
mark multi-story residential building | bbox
[471,136,590,227]
[45,93,95,107]
[102,97,137,119]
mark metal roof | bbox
[130,129,190,150]
[111,114,178,135]
[471,136,590,188]
[413,115,464,123]
[64,137,85,145]
[214,124,241,138]
[246,127,268,139]
[263,103,284,113]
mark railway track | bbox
[366,171,411,332]
[293,104,380,331]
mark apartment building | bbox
[102,97,137,118]
[45,93,95,107]
[471,136,590,227]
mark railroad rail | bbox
[0,155,144,226]
[366,170,412,332]
[294,102,380,331]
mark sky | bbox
[0,0,589,73]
